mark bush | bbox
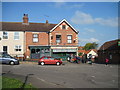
[78,53,83,56]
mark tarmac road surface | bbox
[1,62,119,88]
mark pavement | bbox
[1,61,119,89]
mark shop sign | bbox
[53,49,77,52]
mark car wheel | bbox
[56,62,60,66]
[41,62,45,66]
[10,61,15,65]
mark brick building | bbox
[49,19,79,60]
[0,14,79,60]
[97,39,120,64]
[24,15,79,60]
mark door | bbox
[49,57,56,64]
[43,57,50,64]
[3,46,7,53]
[31,49,40,59]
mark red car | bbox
[38,56,62,66]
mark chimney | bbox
[23,14,29,24]
[46,20,48,24]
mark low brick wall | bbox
[20,61,38,64]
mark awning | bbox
[52,49,77,52]
[28,46,50,49]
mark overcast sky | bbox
[2,2,119,47]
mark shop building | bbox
[49,19,79,60]
[1,14,79,60]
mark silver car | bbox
[0,52,19,65]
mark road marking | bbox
[35,77,63,87]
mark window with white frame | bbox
[67,35,72,43]
[14,32,19,40]
[3,32,8,39]
[15,45,22,51]
[56,35,61,43]
[33,34,38,42]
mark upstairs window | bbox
[15,45,22,51]
[14,32,19,40]
[56,35,61,44]
[62,25,66,30]
[67,35,72,43]
[3,32,8,39]
[33,34,38,43]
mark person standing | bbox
[105,58,109,65]
[67,56,71,62]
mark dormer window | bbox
[62,25,66,30]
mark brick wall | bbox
[25,32,49,59]
[50,22,78,46]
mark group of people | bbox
[67,54,93,64]
[67,55,80,64]
[67,54,109,65]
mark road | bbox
[1,62,119,88]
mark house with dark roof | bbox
[97,39,120,64]
[0,14,79,60]
[0,21,25,59]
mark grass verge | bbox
[2,76,37,89]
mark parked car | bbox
[38,56,62,66]
[0,52,19,65]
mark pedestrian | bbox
[74,56,79,64]
[105,58,109,65]
[67,56,71,62]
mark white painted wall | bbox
[0,31,24,57]
[87,50,98,58]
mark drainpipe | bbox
[48,31,51,56]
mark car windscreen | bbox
[49,58,54,60]
[44,57,48,59]
[3,54,13,58]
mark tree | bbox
[84,42,98,50]
[78,52,83,56]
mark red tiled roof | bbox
[78,50,86,53]
[78,49,97,54]
[78,46,84,49]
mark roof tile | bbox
[1,22,57,32]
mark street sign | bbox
[53,49,77,52]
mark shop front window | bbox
[36,49,40,53]
[31,49,35,53]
